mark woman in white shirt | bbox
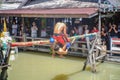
[31,22,38,38]
[12,22,18,36]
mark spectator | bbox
[12,22,18,36]
[108,23,118,38]
[41,28,47,37]
[78,25,83,35]
[70,29,77,51]
[91,26,99,33]
[31,22,38,38]
[118,23,120,38]
[0,21,3,34]
[19,23,24,36]
[26,27,30,37]
[81,25,90,53]
[84,25,89,34]
[74,27,79,35]
[70,29,77,36]
[101,27,108,45]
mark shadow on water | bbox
[52,74,69,80]
[51,70,83,80]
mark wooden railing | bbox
[11,36,89,56]
[110,38,120,55]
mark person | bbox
[41,28,46,37]
[19,23,24,36]
[70,29,77,36]
[108,23,118,38]
[70,29,77,51]
[51,22,70,58]
[78,25,83,35]
[91,26,99,33]
[101,27,108,45]
[108,23,118,51]
[12,22,18,36]
[0,21,3,34]
[80,25,89,53]
[31,22,38,38]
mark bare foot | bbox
[52,54,55,58]
[59,55,66,58]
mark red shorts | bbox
[53,34,69,45]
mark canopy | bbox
[0,8,98,18]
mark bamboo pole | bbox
[11,33,97,47]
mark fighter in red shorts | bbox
[51,22,70,58]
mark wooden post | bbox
[22,17,26,42]
[22,17,27,51]
[82,35,97,72]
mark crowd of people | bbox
[70,22,120,51]
[0,18,120,53]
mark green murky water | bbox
[8,51,120,80]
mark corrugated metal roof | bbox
[0,8,98,18]
[0,0,29,10]
[22,0,98,9]
[0,3,20,10]
[0,0,99,18]
[108,0,120,7]
[3,0,25,3]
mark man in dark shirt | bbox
[108,23,118,37]
[0,23,3,37]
